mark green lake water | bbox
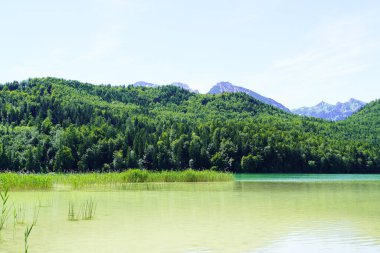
[1,174,380,253]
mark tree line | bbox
[0,77,379,173]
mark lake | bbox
[1,174,380,253]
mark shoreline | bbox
[0,169,234,190]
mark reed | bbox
[0,188,10,230]
[24,224,34,253]
[68,201,77,221]
[24,207,39,253]
[1,169,234,190]
[68,199,96,221]
[0,173,53,190]
[24,221,36,253]
[80,199,96,220]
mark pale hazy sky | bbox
[1,0,379,108]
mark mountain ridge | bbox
[131,80,367,119]
[208,81,290,112]
[292,98,366,121]
[132,81,198,93]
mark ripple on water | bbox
[251,222,380,253]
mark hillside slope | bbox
[0,77,378,173]
[336,99,380,144]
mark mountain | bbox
[292,98,366,121]
[208,82,290,112]
[169,82,199,93]
[132,81,198,93]
[132,81,157,87]
[0,77,378,174]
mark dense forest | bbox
[0,77,379,173]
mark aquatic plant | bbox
[32,207,40,226]
[24,207,39,253]
[24,221,36,253]
[68,199,96,221]
[0,188,10,230]
[24,224,34,253]
[0,170,233,190]
[68,201,77,221]
[80,199,96,220]
[0,173,53,190]
[24,207,40,253]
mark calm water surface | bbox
[1,174,380,253]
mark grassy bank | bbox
[0,169,234,190]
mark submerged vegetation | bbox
[14,204,26,225]
[0,169,234,190]
[0,77,378,174]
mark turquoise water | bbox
[235,173,380,182]
[1,175,380,253]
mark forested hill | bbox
[0,77,379,173]
[336,99,380,144]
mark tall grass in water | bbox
[68,201,77,221]
[1,169,234,190]
[1,189,40,253]
[0,173,53,190]
[0,188,10,230]
[24,207,40,253]
[68,199,96,221]
[62,169,233,186]
[24,209,39,253]
[24,224,34,253]
[81,199,96,220]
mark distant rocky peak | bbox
[169,82,199,93]
[208,82,290,112]
[292,98,367,121]
[132,81,157,87]
[317,101,330,106]
[348,98,364,104]
[216,81,234,87]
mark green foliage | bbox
[241,154,263,172]
[112,150,125,171]
[54,146,75,172]
[241,155,254,172]
[0,77,378,174]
